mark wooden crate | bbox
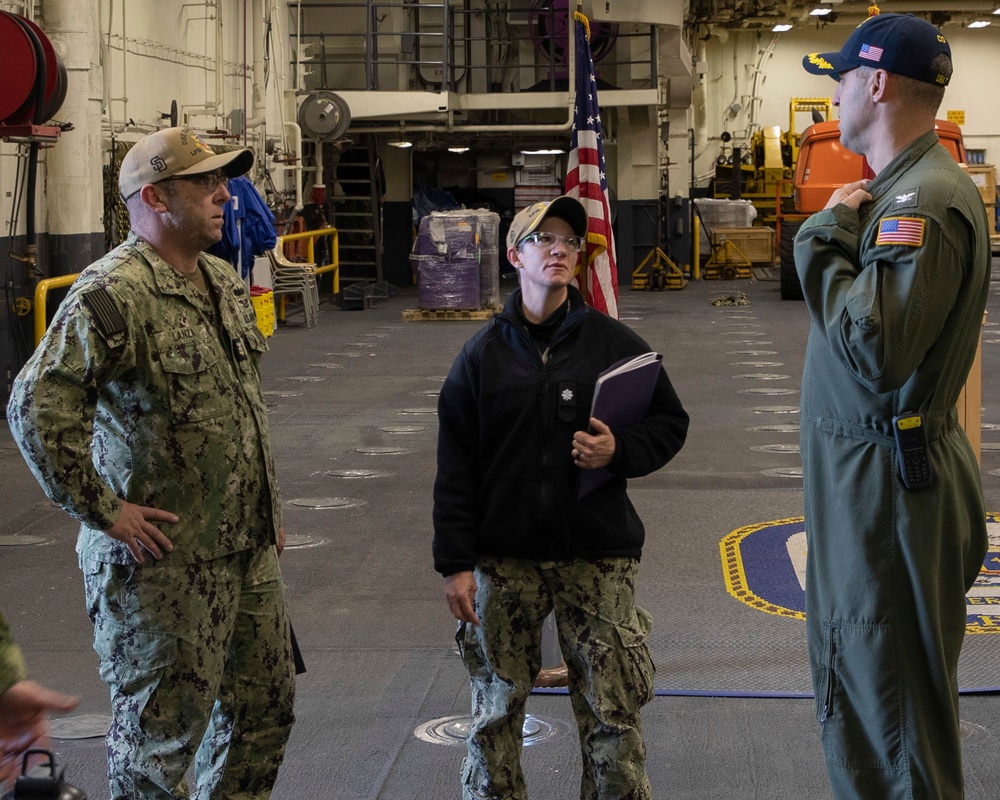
[711,227,775,263]
[963,164,997,206]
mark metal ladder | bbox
[330,135,384,288]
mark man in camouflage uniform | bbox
[796,14,990,799]
[6,127,296,799]
[433,196,688,799]
[0,612,79,786]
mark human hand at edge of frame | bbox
[571,418,616,470]
[0,680,80,785]
[445,571,480,625]
[825,179,872,212]
[105,500,178,565]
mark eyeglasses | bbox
[519,231,586,251]
[163,171,229,193]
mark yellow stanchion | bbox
[692,215,701,280]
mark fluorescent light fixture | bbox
[810,7,831,15]
[772,23,793,31]
[521,148,565,155]
[968,19,991,27]
[993,6,1000,14]
[447,146,470,153]
[388,139,413,148]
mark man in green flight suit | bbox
[7,128,296,799]
[795,13,991,800]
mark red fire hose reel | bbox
[0,10,68,140]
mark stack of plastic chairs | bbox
[267,248,320,329]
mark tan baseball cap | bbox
[118,127,254,199]
[506,195,588,249]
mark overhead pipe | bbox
[243,0,268,132]
[345,111,576,137]
[282,120,304,211]
[691,37,709,169]
[180,0,224,121]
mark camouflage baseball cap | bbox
[506,195,588,249]
[118,127,254,199]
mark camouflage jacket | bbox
[0,612,27,694]
[7,232,281,565]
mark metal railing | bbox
[289,1,656,95]
[278,226,340,295]
[31,226,338,344]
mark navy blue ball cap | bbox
[802,13,951,86]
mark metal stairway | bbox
[330,136,384,290]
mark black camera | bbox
[1,750,85,800]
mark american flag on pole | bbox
[565,12,618,318]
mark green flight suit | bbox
[794,131,991,800]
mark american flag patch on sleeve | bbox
[876,217,925,247]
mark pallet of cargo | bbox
[401,306,499,322]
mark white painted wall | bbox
[667,23,1000,197]
[0,0,295,241]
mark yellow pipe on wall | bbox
[34,274,79,346]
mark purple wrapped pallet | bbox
[417,257,480,310]
[411,212,484,310]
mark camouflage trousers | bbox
[458,557,655,800]
[82,546,296,799]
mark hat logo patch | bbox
[806,53,833,70]
[858,43,883,62]
[150,155,167,173]
[189,132,214,154]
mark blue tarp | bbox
[209,176,278,278]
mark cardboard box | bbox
[694,198,757,252]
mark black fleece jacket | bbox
[432,286,689,576]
